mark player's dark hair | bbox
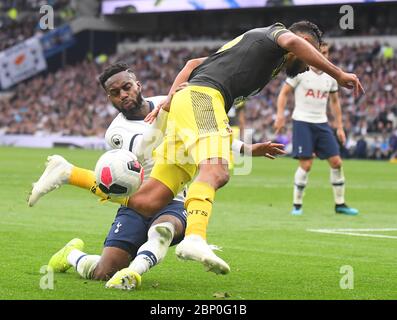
[98,62,136,89]
[288,21,323,45]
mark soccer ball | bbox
[94,149,144,197]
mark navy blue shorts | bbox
[292,120,340,160]
[104,200,187,256]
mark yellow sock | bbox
[68,166,128,205]
[69,166,96,190]
[185,181,215,240]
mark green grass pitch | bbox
[1,146,397,300]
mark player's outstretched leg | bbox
[175,177,230,275]
[28,155,128,207]
[106,221,176,290]
[28,155,72,207]
[47,238,85,272]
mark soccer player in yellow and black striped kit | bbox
[107,21,364,284]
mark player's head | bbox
[99,62,144,118]
[284,20,323,77]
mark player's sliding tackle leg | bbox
[28,155,128,207]
[175,159,231,275]
[47,216,181,290]
[105,219,176,290]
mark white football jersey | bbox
[105,96,186,202]
[286,68,338,123]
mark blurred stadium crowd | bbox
[0,0,75,51]
[1,41,396,160]
[0,1,396,160]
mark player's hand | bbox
[144,95,172,124]
[336,127,346,145]
[144,105,161,124]
[247,141,287,159]
[336,72,365,97]
[273,115,285,134]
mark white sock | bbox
[76,255,101,279]
[330,167,345,205]
[293,167,309,205]
[67,249,101,279]
[67,249,86,267]
[129,222,175,275]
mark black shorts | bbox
[103,200,186,256]
[292,120,340,160]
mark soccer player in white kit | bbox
[29,62,285,290]
[274,43,359,216]
[28,63,190,290]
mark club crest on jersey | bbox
[110,134,123,149]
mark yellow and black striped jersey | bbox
[189,23,289,112]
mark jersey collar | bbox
[148,100,155,111]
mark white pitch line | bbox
[307,228,397,240]
[310,228,397,232]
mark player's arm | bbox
[329,91,346,145]
[277,32,364,96]
[130,109,169,162]
[144,57,207,123]
[274,82,294,134]
[166,57,207,102]
[232,139,286,160]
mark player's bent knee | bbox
[198,162,230,189]
[299,159,313,172]
[204,168,229,189]
[153,214,184,239]
[329,157,342,169]
[215,169,230,189]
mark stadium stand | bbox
[1,42,396,160]
[0,1,396,160]
[0,0,76,51]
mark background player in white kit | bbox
[274,43,359,216]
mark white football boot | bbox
[175,235,230,275]
[28,155,72,207]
